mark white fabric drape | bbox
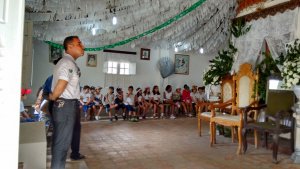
[232,7,299,72]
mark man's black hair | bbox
[63,36,79,50]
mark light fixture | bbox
[112,16,117,25]
[199,48,204,54]
[175,47,178,53]
[91,28,97,35]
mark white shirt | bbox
[52,54,81,99]
[143,93,151,100]
[80,92,91,102]
[104,93,114,105]
[190,92,197,103]
[151,93,161,101]
[20,101,25,113]
[197,92,206,101]
[94,93,103,101]
[125,93,135,105]
[94,93,103,105]
[164,91,172,100]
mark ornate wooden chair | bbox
[197,74,235,137]
[242,76,295,163]
[210,63,259,155]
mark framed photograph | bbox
[175,54,189,75]
[140,48,150,60]
[86,53,97,67]
[49,45,63,63]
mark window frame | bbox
[119,62,130,75]
[107,61,118,74]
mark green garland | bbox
[45,0,207,51]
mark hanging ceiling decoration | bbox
[25,0,237,53]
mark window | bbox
[103,61,136,75]
[107,61,118,74]
[120,62,129,75]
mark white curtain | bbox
[232,7,299,72]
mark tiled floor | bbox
[48,118,300,169]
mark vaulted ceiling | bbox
[25,0,237,52]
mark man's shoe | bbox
[70,154,86,160]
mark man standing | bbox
[50,36,85,169]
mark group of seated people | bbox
[20,87,52,124]
[80,84,207,122]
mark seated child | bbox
[151,85,164,118]
[104,86,118,122]
[135,88,146,119]
[143,87,153,116]
[198,86,207,101]
[125,86,138,122]
[80,85,92,120]
[172,87,186,116]
[20,88,34,122]
[182,84,193,117]
[114,88,126,120]
[164,85,175,119]
[90,86,96,95]
[190,87,198,115]
[195,86,207,112]
[88,94,96,120]
[93,87,104,120]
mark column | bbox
[292,102,300,163]
[291,7,300,163]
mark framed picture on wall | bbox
[49,45,63,63]
[174,54,189,75]
[140,48,150,60]
[86,53,97,67]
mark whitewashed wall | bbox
[24,39,211,105]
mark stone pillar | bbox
[292,102,300,163]
[291,7,300,163]
[294,7,300,39]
